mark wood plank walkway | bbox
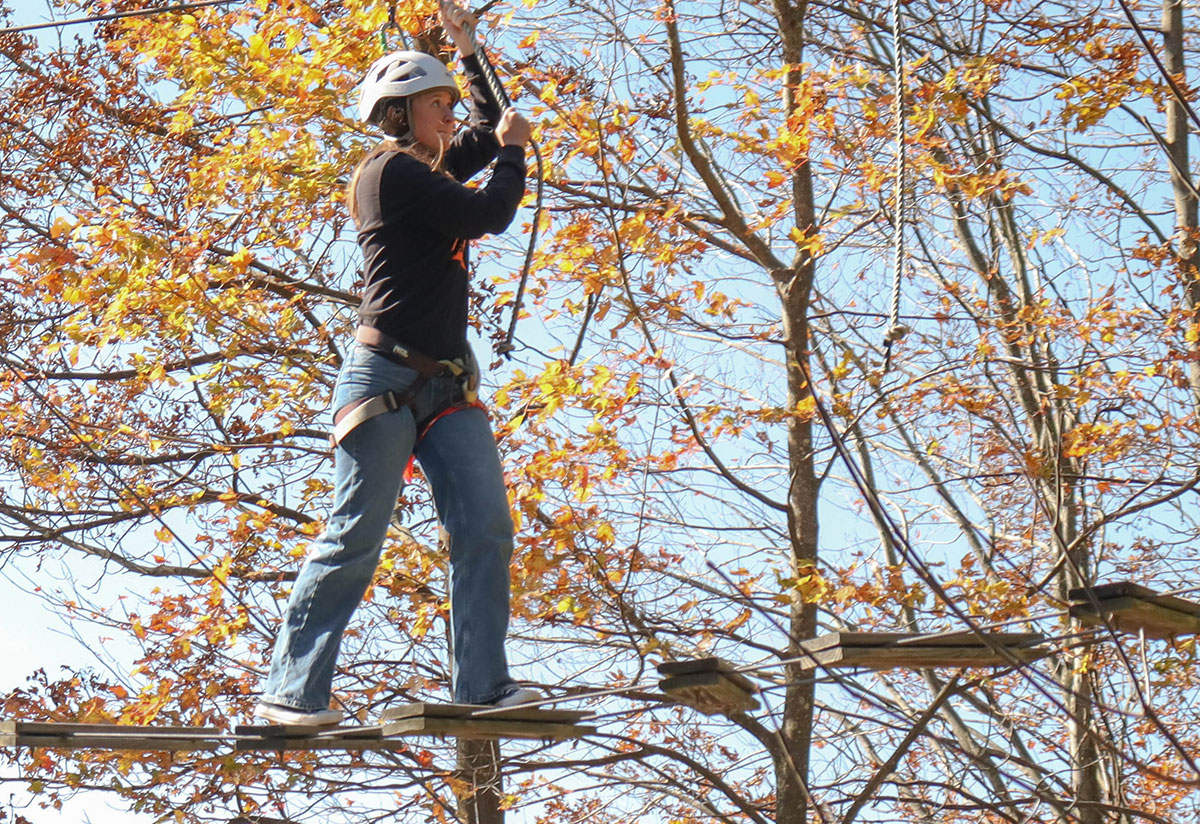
[2,704,595,752]
[657,658,759,715]
[795,631,1047,670]
[0,721,225,751]
[1069,582,1200,639]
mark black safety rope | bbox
[460,19,545,359]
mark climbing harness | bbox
[883,0,909,370]
[457,9,545,359]
[330,326,479,447]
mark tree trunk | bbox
[777,271,819,824]
[456,738,504,824]
[1162,0,1200,402]
[1063,532,1103,824]
[773,2,819,822]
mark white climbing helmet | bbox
[358,51,461,124]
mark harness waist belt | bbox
[330,328,478,447]
[355,326,460,377]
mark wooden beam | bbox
[657,658,759,715]
[794,632,1047,670]
[234,724,398,752]
[1069,582,1200,639]
[380,702,592,724]
[0,721,224,751]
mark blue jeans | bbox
[261,342,519,709]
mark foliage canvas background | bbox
[3,0,1200,822]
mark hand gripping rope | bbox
[457,10,545,359]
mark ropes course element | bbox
[790,306,1193,741]
[0,592,1143,755]
[794,349,1049,673]
[2,704,595,751]
[0,0,238,35]
[1068,582,1200,639]
[883,0,909,370]
[10,2,1191,790]
[456,12,546,359]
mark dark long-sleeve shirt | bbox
[354,55,527,361]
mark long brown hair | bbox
[346,98,447,227]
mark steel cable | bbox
[0,0,238,35]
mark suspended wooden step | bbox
[380,702,594,741]
[657,658,759,715]
[0,721,224,751]
[795,631,1047,670]
[1069,582,1200,639]
[235,703,594,751]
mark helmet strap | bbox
[379,100,414,143]
[403,98,415,143]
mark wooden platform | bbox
[657,658,759,715]
[232,723,405,752]
[1069,582,1200,639]
[4,704,595,752]
[794,632,1047,670]
[380,702,595,741]
[236,703,595,750]
[0,721,224,751]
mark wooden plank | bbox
[0,721,226,751]
[1070,581,1159,602]
[382,716,594,741]
[1,721,222,736]
[802,645,1045,670]
[656,658,757,693]
[800,632,1044,653]
[1068,582,1200,617]
[658,671,759,715]
[1070,597,1200,639]
[795,632,1047,670]
[235,725,413,752]
[380,703,591,725]
[0,708,598,752]
[1,734,222,751]
[234,723,383,739]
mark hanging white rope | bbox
[884,0,910,370]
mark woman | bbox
[255,2,536,725]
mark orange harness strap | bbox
[403,400,489,483]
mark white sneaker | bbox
[253,701,344,726]
[491,687,542,708]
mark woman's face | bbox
[409,89,457,151]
